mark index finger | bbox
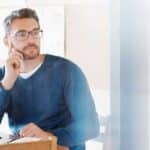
[9,48,24,60]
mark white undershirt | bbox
[20,63,42,79]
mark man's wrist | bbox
[0,81,6,90]
[0,80,12,90]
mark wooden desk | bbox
[0,137,57,150]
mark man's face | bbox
[6,18,42,60]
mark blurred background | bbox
[0,0,149,150]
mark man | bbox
[0,8,99,150]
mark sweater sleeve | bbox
[0,68,10,123]
[53,63,100,147]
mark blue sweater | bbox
[0,54,99,150]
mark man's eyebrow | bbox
[15,27,40,33]
[15,29,27,33]
[31,27,40,31]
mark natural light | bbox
[0,1,110,150]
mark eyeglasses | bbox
[10,29,43,41]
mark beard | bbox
[13,43,40,60]
[22,44,40,60]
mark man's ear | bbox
[3,36,12,49]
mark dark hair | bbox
[3,8,40,35]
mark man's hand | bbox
[19,123,53,138]
[57,145,69,150]
[20,123,69,150]
[1,49,24,90]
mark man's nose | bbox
[26,33,35,42]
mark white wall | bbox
[65,4,110,90]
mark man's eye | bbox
[17,32,27,37]
[32,30,39,35]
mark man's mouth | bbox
[26,46,37,49]
[23,45,38,51]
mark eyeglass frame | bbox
[9,28,43,41]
